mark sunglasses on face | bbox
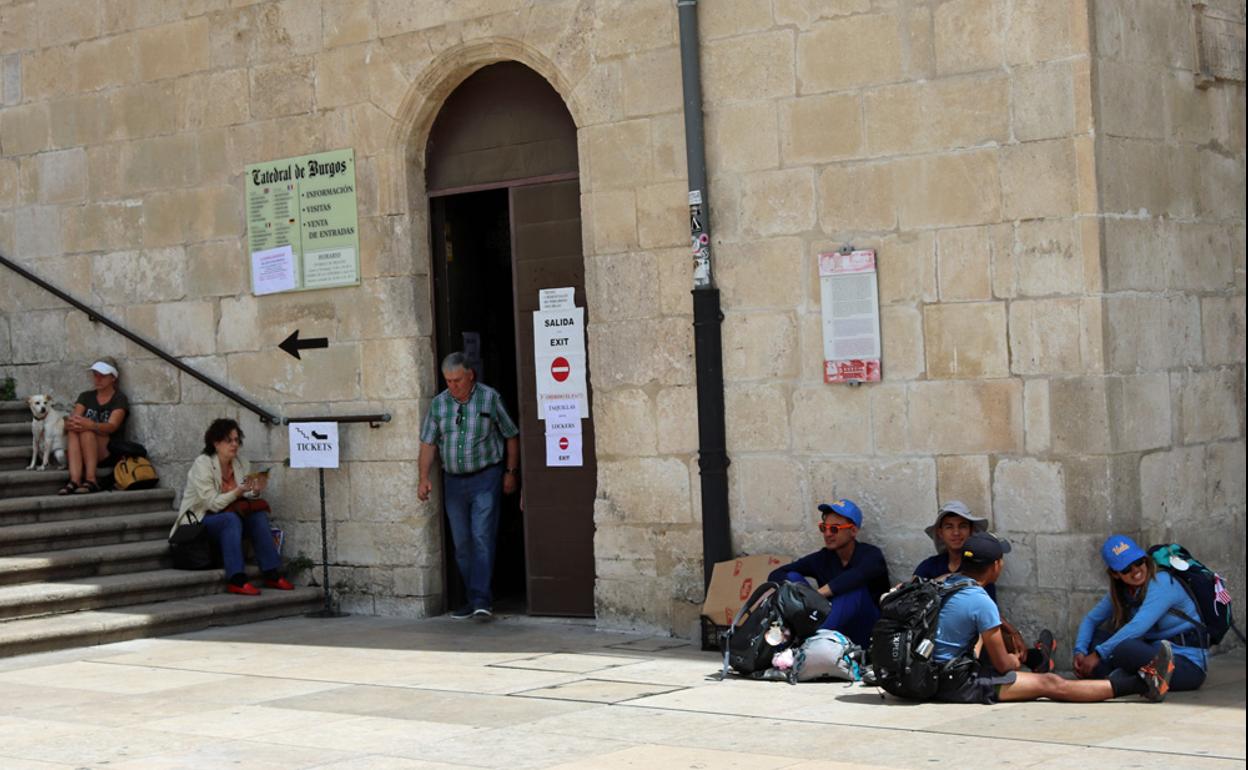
[1115,557,1146,575]
[818,522,854,534]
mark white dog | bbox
[27,394,67,471]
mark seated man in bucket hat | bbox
[767,499,891,647]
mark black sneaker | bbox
[472,607,494,621]
[450,605,474,619]
[1140,640,1175,702]
[1031,629,1056,673]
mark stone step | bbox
[0,402,26,424]
[0,488,174,526]
[0,540,170,586]
[0,510,172,557]
[0,446,29,471]
[0,422,27,447]
[0,567,242,620]
[0,587,323,658]
[0,467,113,498]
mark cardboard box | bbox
[701,554,790,626]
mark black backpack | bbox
[1148,543,1245,646]
[868,577,973,699]
[721,581,789,677]
[776,581,831,640]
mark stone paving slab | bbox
[0,613,1241,769]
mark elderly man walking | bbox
[418,352,521,620]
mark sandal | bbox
[58,481,79,495]
[73,480,101,494]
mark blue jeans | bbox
[1088,628,1206,692]
[444,464,504,610]
[204,510,281,580]
[784,571,879,648]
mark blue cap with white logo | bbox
[1101,534,1148,572]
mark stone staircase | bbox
[0,401,320,656]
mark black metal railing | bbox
[2,251,283,422]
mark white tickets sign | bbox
[288,422,340,468]
[545,431,583,467]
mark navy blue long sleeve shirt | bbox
[768,541,892,607]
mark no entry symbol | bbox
[558,436,570,450]
[551,356,570,382]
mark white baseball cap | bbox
[88,358,119,378]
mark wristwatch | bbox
[505,467,519,475]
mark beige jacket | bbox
[170,453,249,537]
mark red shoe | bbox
[226,582,261,596]
[264,577,294,591]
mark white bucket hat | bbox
[924,500,989,552]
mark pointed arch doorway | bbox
[425,61,596,617]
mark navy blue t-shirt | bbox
[913,554,997,602]
[768,541,891,606]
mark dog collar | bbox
[32,412,47,421]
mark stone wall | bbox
[1,0,1243,646]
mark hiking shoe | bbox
[472,607,494,621]
[861,667,879,687]
[1140,640,1175,702]
[450,605,474,619]
[1031,629,1056,673]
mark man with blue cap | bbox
[768,499,891,647]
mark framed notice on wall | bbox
[819,249,882,383]
[245,148,361,295]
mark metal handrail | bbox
[285,414,391,426]
[1,251,281,424]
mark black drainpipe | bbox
[677,0,732,588]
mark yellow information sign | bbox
[245,148,361,294]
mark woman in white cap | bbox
[60,357,129,495]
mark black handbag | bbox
[169,512,215,570]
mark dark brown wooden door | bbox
[511,179,596,616]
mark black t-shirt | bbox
[76,389,129,439]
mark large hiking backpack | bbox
[789,629,864,684]
[722,581,789,677]
[776,581,831,640]
[868,577,973,699]
[1148,543,1245,646]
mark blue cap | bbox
[818,499,862,528]
[1101,535,1148,572]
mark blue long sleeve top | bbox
[1074,570,1207,670]
[767,542,891,607]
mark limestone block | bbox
[598,457,693,524]
[1066,453,1140,534]
[176,354,232,405]
[1140,445,1204,529]
[1048,376,1111,454]
[807,456,937,531]
[596,577,671,633]
[382,566,442,598]
[908,379,1023,453]
[934,0,1002,75]
[790,385,871,454]
[896,150,1000,229]
[587,318,693,388]
[583,190,637,254]
[723,311,798,381]
[1207,441,1246,511]
[227,344,362,403]
[1024,378,1050,453]
[1097,137,1173,216]
[650,112,687,182]
[876,231,936,304]
[732,456,806,533]
[724,382,790,452]
[74,33,137,93]
[117,358,180,404]
[591,0,675,60]
[0,254,90,312]
[797,311,826,383]
[250,57,315,120]
[798,14,902,93]
[347,461,424,522]
[0,210,10,259]
[86,143,125,201]
[780,93,862,166]
[586,251,660,323]
[1172,223,1236,292]
[1001,139,1077,220]
[336,517,437,566]
[656,386,698,455]
[0,158,14,208]
[1103,219,1168,292]
[879,304,925,381]
[870,383,909,454]
[1106,374,1172,452]
[594,388,657,457]
[1011,61,1076,142]
[1014,219,1083,296]
[1,53,20,107]
[1097,59,1168,140]
[0,316,9,364]
[707,101,779,172]
[340,398,430,463]
[740,167,816,237]
[0,4,36,54]
[93,247,188,307]
[63,201,143,255]
[0,103,52,156]
[13,205,62,259]
[172,69,250,130]
[582,120,653,193]
[1197,148,1247,222]
[213,295,259,354]
[817,161,897,232]
[570,61,624,128]
[704,30,795,102]
[1202,296,1246,366]
[337,277,429,340]
[1006,0,1085,65]
[123,134,204,193]
[136,17,210,80]
[20,44,75,103]
[128,402,248,469]
[936,455,992,523]
[621,47,681,118]
[124,301,216,358]
[1008,299,1095,376]
[1104,295,1201,373]
[714,237,805,310]
[593,524,659,566]
[936,226,992,301]
[706,171,742,240]
[186,240,247,297]
[1176,368,1245,444]
[923,302,1008,379]
[141,186,242,248]
[993,458,1066,533]
[324,0,376,48]
[9,309,66,364]
[654,246,694,317]
[774,0,871,28]
[868,76,1010,156]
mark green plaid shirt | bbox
[419,383,519,475]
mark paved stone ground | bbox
[0,613,1242,769]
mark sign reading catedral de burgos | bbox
[245,148,361,295]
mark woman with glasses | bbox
[1072,535,1207,698]
[171,418,292,595]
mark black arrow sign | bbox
[279,330,328,360]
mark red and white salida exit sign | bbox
[819,249,881,384]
